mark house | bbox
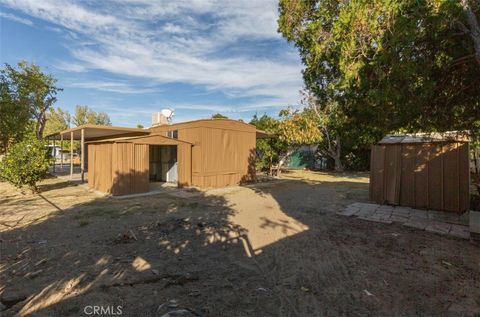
[46,118,267,196]
[46,144,62,159]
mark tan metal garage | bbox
[47,119,262,195]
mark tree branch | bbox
[460,0,480,64]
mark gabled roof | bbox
[379,131,470,144]
[149,118,272,138]
[150,118,255,129]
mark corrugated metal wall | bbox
[177,143,192,187]
[88,143,149,195]
[193,127,255,187]
[370,142,470,213]
[88,143,113,193]
[150,120,256,188]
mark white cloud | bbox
[55,61,88,73]
[0,0,303,106]
[0,11,33,26]
[66,80,158,94]
[162,23,187,34]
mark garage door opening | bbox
[149,145,178,187]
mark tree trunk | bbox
[277,148,296,176]
[333,154,344,172]
[36,115,46,140]
[461,0,480,64]
[331,135,344,172]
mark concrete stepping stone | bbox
[390,214,409,223]
[409,209,428,219]
[425,221,452,235]
[403,217,430,230]
[449,224,470,239]
[337,207,359,217]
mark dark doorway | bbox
[149,145,178,183]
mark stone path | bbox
[338,203,470,239]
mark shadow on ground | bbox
[0,173,479,316]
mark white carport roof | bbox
[45,124,149,141]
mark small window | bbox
[167,130,178,139]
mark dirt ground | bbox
[0,170,479,317]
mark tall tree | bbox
[278,0,480,141]
[44,107,71,136]
[299,91,345,171]
[1,61,62,140]
[250,114,286,173]
[459,0,480,64]
[73,105,111,126]
[0,71,30,152]
[251,111,321,174]
[276,108,322,173]
[212,113,228,119]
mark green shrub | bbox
[0,137,52,192]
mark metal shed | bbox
[369,133,470,213]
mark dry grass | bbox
[0,171,479,317]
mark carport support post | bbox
[70,131,73,180]
[53,138,56,173]
[60,134,64,171]
[81,128,85,183]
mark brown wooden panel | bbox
[103,144,113,193]
[88,144,95,189]
[428,144,444,211]
[370,145,385,203]
[400,145,416,207]
[178,143,192,187]
[178,128,201,174]
[458,143,470,213]
[443,143,460,212]
[111,143,135,196]
[414,144,429,209]
[134,144,149,194]
[384,145,401,204]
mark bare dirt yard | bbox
[1,170,479,317]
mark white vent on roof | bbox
[152,109,174,126]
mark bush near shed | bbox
[0,137,52,192]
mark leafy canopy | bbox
[0,136,52,192]
[73,105,111,126]
[211,113,229,119]
[0,71,30,151]
[278,0,480,137]
[0,61,62,141]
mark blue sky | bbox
[0,0,304,127]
